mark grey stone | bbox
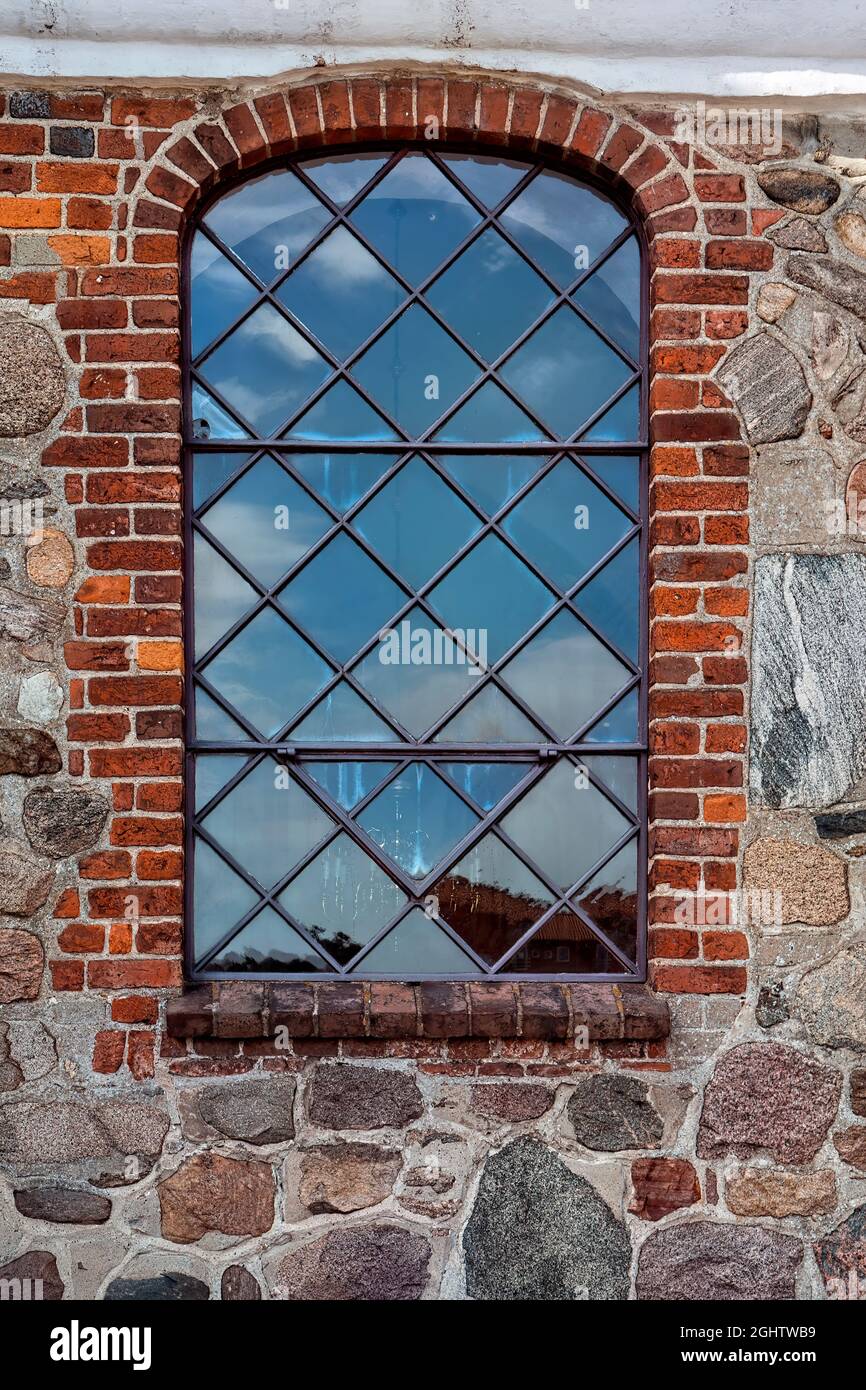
[793,945,866,1050]
[13,1187,112,1224]
[698,1042,842,1162]
[753,446,835,549]
[788,251,866,318]
[567,1075,664,1151]
[221,1265,262,1300]
[0,844,54,916]
[750,554,866,809]
[105,1273,210,1301]
[308,1064,423,1130]
[95,1097,171,1159]
[17,672,63,725]
[811,311,848,380]
[0,466,51,501]
[756,981,790,1028]
[0,1023,23,1090]
[0,1100,112,1164]
[12,236,60,268]
[0,728,62,776]
[0,1250,64,1300]
[271,1225,431,1301]
[757,167,840,214]
[815,807,866,838]
[637,1221,803,1300]
[195,1078,295,1145]
[463,1137,631,1300]
[22,785,110,858]
[715,332,812,444]
[0,587,65,644]
[0,318,65,437]
[768,216,829,252]
[813,1204,866,1295]
[0,928,44,1000]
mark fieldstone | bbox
[158,1154,275,1243]
[811,311,848,380]
[0,586,65,644]
[397,1131,473,1219]
[0,844,53,916]
[464,1137,631,1300]
[836,210,866,259]
[756,282,796,322]
[13,1187,112,1224]
[5,1020,57,1084]
[815,807,866,838]
[0,728,61,776]
[833,1125,866,1169]
[753,446,835,548]
[195,1078,295,1145]
[0,928,44,1001]
[637,1221,803,1300]
[750,554,866,809]
[299,1142,401,1213]
[756,980,790,1028]
[768,216,828,252]
[0,1023,24,1090]
[629,1158,700,1221]
[95,1097,170,1160]
[725,1167,837,1217]
[697,1043,841,1163]
[788,251,866,318]
[742,837,848,924]
[0,1100,111,1164]
[793,946,866,1050]
[105,1273,209,1301]
[271,1225,430,1301]
[22,785,110,858]
[0,465,51,502]
[852,1069,866,1115]
[470,1082,553,1123]
[757,167,840,214]
[308,1064,423,1130]
[25,528,74,589]
[0,1250,64,1300]
[17,671,63,725]
[221,1265,261,1300]
[0,319,65,436]
[715,332,811,443]
[814,1204,866,1295]
[567,1075,663,1151]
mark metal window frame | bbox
[182,140,649,984]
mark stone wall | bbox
[1,70,866,1301]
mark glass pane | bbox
[439,762,529,811]
[277,226,405,360]
[279,834,406,965]
[573,237,640,361]
[575,537,640,661]
[439,153,528,208]
[584,454,640,513]
[502,458,633,592]
[193,534,258,659]
[353,456,481,589]
[357,764,478,879]
[351,153,481,284]
[300,152,389,207]
[351,304,480,438]
[204,606,333,738]
[438,452,541,515]
[193,451,245,510]
[304,760,398,811]
[195,754,248,811]
[210,905,333,973]
[426,228,554,362]
[501,610,630,738]
[194,686,250,741]
[583,686,639,743]
[433,380,549,443]
[203,168,330,285]
[506,910,626,975]
[278,532,407,665]
[434,682,544,743]
[352,608,481,738]
[433,832,554,965]
[352,907,482,975]
[572,839,638,965]
[501,758,630,892]
[283,380,400,443]
[190,233,257,358]
[191,383,247,441]
[202,758,335,890]
[581,383,640,442]
[289,682,398,743]
[579,755,638,815]
[428,533,554,664]
[193,839,259,965]
[500,307,632,439]
[501,172,629,288]
[202,456,332,589]
[200,303,330,438]
[288,451,392,512]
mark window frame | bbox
[181,139,650,985]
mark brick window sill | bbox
[166,981,669,1043]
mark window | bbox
[185,146,646,982]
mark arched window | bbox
[185,146,646,981]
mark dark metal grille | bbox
[183,144,648,982]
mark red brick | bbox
[50,960,84,990]
[58,922,104,953]
[93,1030,126,1074]
[88,959,182,988]
[654,273,749,306]
[111,96,197,127]
[653,964,747,994]
[108,818,183,848]
[706,239,773,270]
[78,849,132,880]
[112,995,159,1024]
[694,174,746,202]
[87,541,181,571]
[88,675,182,706]
[89,747,181,777]
[650,757,742,789]
[224,102,266,163]
[570,108,612,158]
